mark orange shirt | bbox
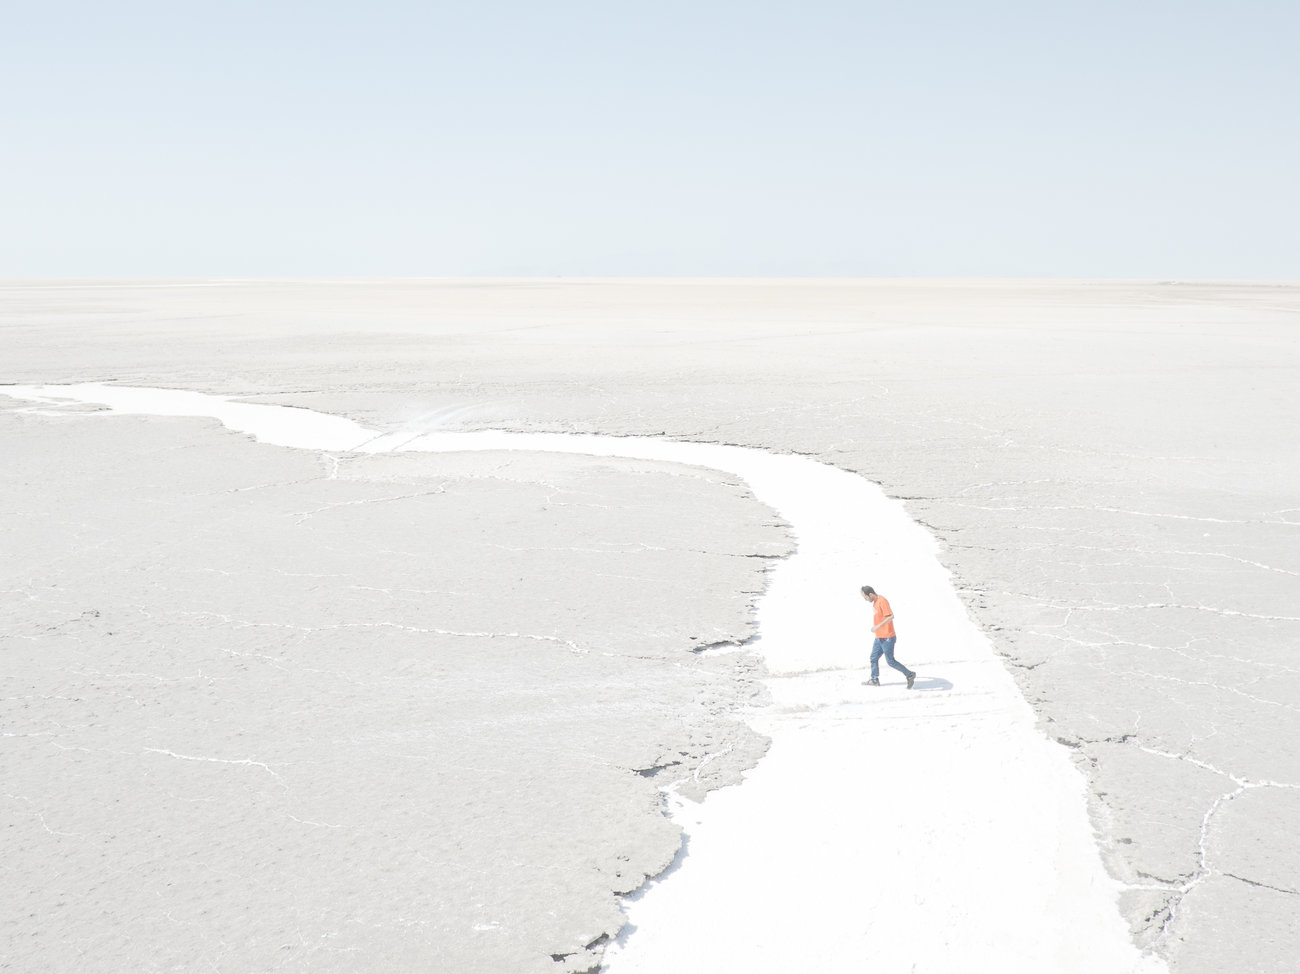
[873,595,896,639]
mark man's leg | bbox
[880,638,915,680]
[869,639,884,682]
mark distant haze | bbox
[3,0,1297,278]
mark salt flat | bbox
[2,405,779,973]
[2,386,1161,973]
[3,280,1298,972]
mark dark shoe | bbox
[865,679,880,686]
[906,673,916,689]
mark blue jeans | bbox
[870,637,914,681]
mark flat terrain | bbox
[3,279,1298,972]
[2,409,782,973]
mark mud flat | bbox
[3,279,1299,972]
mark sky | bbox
[2,0,1297,277]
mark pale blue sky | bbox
[3,1,1296,277]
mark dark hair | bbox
[861,585,876,596]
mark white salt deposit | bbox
[5,383,1165,973]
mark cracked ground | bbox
[2,278,1298,972]
[1,409,788,973]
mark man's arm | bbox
[871,614,894,633]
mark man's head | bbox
[861,585,877,602]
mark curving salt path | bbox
[4,384,1165,973]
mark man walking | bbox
[862,585,916,689]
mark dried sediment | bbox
[0,406,789,973]
[3,278,1298,970]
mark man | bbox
[861,585,916,689]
